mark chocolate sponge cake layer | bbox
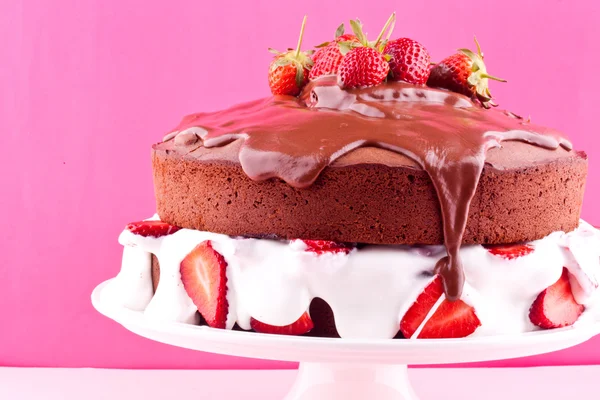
[152,141,587,245]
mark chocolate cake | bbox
[104,16,600,340]
[152,78,579,300]
[153,141,586,247]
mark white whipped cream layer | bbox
[104,218,600,339]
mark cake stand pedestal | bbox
[92,279,600,400]
[284,363,416,400]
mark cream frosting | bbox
[103,218,600,339]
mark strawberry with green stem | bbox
[314,23,358,49]
[427,37,506,107]
[310,24,359,79]
[337,13,396,88]
[312,23,356,59]
[268,16,313,96]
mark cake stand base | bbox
[92,279,600,400]
[285,363,416,400]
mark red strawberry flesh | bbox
[385,38,431,85]
[400,276,481,339]
[269,62,308,96]
[485,243,534,260]
[126,220,181,238]
[180,240,229,329]
[302,240,353,255]
[310,44,346,80]
[250,312,314,335]
[529,268,584,329]
[337,46,389,88]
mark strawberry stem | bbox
[474,36,483,57]
[295,15,307,59]
[374,12,396,48]
[481,73,507,82]
[386,22,395,42]
[384,14,396,42]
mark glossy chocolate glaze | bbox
[165,76,572,301]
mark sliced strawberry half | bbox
[400,276,481,339]
[180,240,228,329]
[302,240,353,255]
[485,243,534,260]
[126,220,181,238]
[529,267,585,329]
[250,312,314,336]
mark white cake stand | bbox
[92,279,600,400]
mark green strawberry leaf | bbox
[315,41,331,48]
[349,20,367,45]
[335,23,345,38]
[467,73,480,86]
[458,48,482,72]
[274,57,291,67]
[338,41,357,55]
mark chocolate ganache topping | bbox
[165,75,572,301]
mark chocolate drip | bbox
[167,76,571,300]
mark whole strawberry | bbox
[312,24,351,61]
[310,45,347,79]
[310,24,358,79]
[338,47,390,88]
[384,38,431,85]
[427,38,506,107]
[268,16,313,96]
[336,14,396,89]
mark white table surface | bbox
[0,366,597,399]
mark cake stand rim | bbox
[92,278,600,365]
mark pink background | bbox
[1,0,599,369]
